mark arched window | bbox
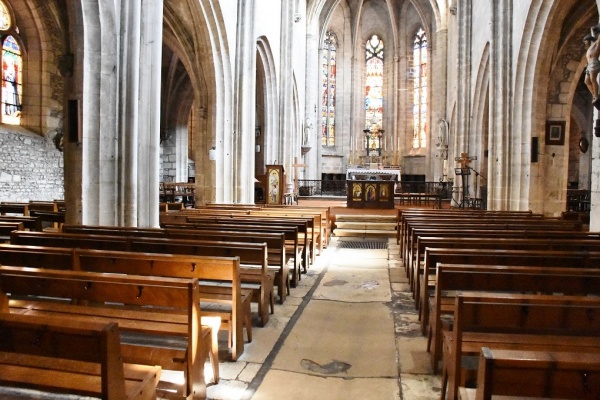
[365,34,383,130]
[412,28,427,149]
[321,31,337,147]
[0,1,21,126]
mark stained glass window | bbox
[412,28,427,149]
[365,34,383,149]
[2,35,21,125]
[321,31,337,147]
[0,1,10,31]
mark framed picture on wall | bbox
[545,121,565,146]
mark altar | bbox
[346,168,400,209]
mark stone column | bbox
[279,0,295,180]
[136,0,163,226]
[489,0,512,210]
[232,0,256,203]
[305,26,320,180]
[118,0,142,226]
[455,0,472,204]
[431,28,448,181]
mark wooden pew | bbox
[0,243,74,269]
[160,202,185,212]
[165,211,313,269]
[413,237,600,310]
[198,206,326,254]
[265,204,332,246]
[0,313,161,400]
[183,214,314,267]
[127,237,275,326]
[74,248,250,363]
[0,266,210,399]
[402,217,582,270]
[441,293,600,400]
[0,221,23,242]
[419,248,600,319]
[410,230,600,285]
[62,224,293,300]
[0,215,38,231]
[8,231,275,327]
[162,221,304,289]
[29,210,65,232]
[0,243,245,373]
[458,347,600,400]
[204,203,332,247]
[428,264,600,373]
[0,202,29,216]
[396,209,538,246]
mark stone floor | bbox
[201,235,442,400]
[0,233,442,400]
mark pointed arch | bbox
[256,36,278,164]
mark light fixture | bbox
[208,146,216,161]
[255,144,261,153]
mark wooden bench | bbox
[9,230,275,326]
[428,264,600,373]
[0,215,39,231]
[162,221,304,289]
[29,210,65,232]
[74,248,250,363]
[0,202,30,216]
[410,230,600,286]
[0,221,23,242]
[442,293,600,400]
[198,206,327,254]
[127,237,275,326]
[166,211,313,269]
[0,243,246,373]
[63,224,294,302]
[183,214,314,268]
[0,266,211,399]
[396,209,538,246]
[401,217,582,270]
[414,237,600,312]
[458,347,600,400]
[0,313,161,400]
[419,248,600,319]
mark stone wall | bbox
[0,128,64,202]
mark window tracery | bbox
[321,31,337,146]
[0,1,21,126]
[412,28,427,149]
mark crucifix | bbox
[291,156,307,197]
[454,152,477,208]
[454,152,477,173]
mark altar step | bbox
[332,214,397,238]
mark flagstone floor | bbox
[202,235,442,400]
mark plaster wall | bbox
[255,0,283,78]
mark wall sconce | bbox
[255,144,261,153]
[208,146,216,161]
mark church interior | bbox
[0,0,599,399]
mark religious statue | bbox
[303,118,312,145]
[584,30,600,108]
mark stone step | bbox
[334,222,396,231]
[334,229,396,238]
[334,214,397,223]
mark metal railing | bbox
[297,180,454,199]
